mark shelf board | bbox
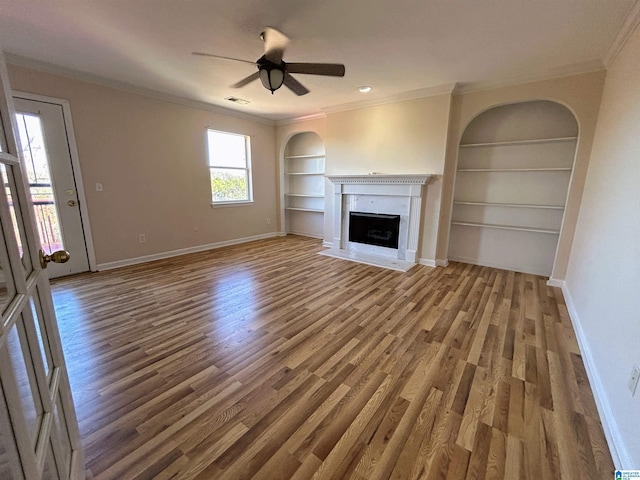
[459,136,578,148]
[285,207,324,213]
[451,221,560,235]
[457,167,572,172]
[453,201,564,210]
[284,154,325,159]
[284,172,325,176]
[285,193,324,198]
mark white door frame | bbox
[13,91,97,272]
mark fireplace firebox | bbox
[348,212,401,249]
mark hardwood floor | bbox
[51,235,614,479]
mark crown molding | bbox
[275,111,327,126]
[4,53,276,126]
[321,83,457,115]
[604,0,640,67]
[454,60,605,95]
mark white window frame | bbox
[206,129,253,206]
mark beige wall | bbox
[564,24,640,468]
[439,70,606,278]
[8,65,278,266]
[276,94,452,262]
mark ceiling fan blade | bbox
[283,72,309,96]
[261,27,289,64]
[192,52,256,65]
[286,63,346,77]
[232,71,260,88]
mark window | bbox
[207,129,252,204]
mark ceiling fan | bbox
[193,27,345,96]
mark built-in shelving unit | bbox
[283,132,325,238]
[459,136,577,148]
[448,101,579,276]
[457,167,572,172]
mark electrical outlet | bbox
[96,182,103,192]
[193,227,199,234]
[139,233,146,243]
[629,364,640,396]
[266,217,271,225]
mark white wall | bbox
[564,24,640,468]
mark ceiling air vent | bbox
[225,96,250,105]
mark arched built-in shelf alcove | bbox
[448,100,578,276]
[283,131,325,238]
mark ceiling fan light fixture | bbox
[259,66,285,93]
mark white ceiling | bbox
[0,0,636,121]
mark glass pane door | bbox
[0,47,84,480]
[15,113,64,255]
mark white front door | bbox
[13,97,90,278]
[0,49,85,479]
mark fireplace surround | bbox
[321,174,431,271]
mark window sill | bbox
[210,200,254,208]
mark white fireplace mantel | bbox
[325,174,431,185]
[322,174,432,271]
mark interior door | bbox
[0,50,85,479]
[12,97,90,278]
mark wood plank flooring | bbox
[50,235,614,479]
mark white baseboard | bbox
[322,240,333,248]
[448,254,548,277]
[286,229,324,240]
[418,258,437,268]
[559,283,629,469]
[418,258,449,268]
[97,232,281,271]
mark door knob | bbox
[39,249,71,269]
[67,200,77,206]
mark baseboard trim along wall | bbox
[287,229,324,240]
[97,232,282,271]
[419,258,437,267]
[418,258,449,268]
[557,280,629,469]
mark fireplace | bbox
[321,174,431,271]
[349,212,400,249]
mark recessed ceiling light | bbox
[225,96,250,105]
[358,86,372,93]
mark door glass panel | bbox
[1,162,32,273]
[15,113,64,254]
[52,393,72,477]
[29,297,53,381]
[7,320,43,448]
